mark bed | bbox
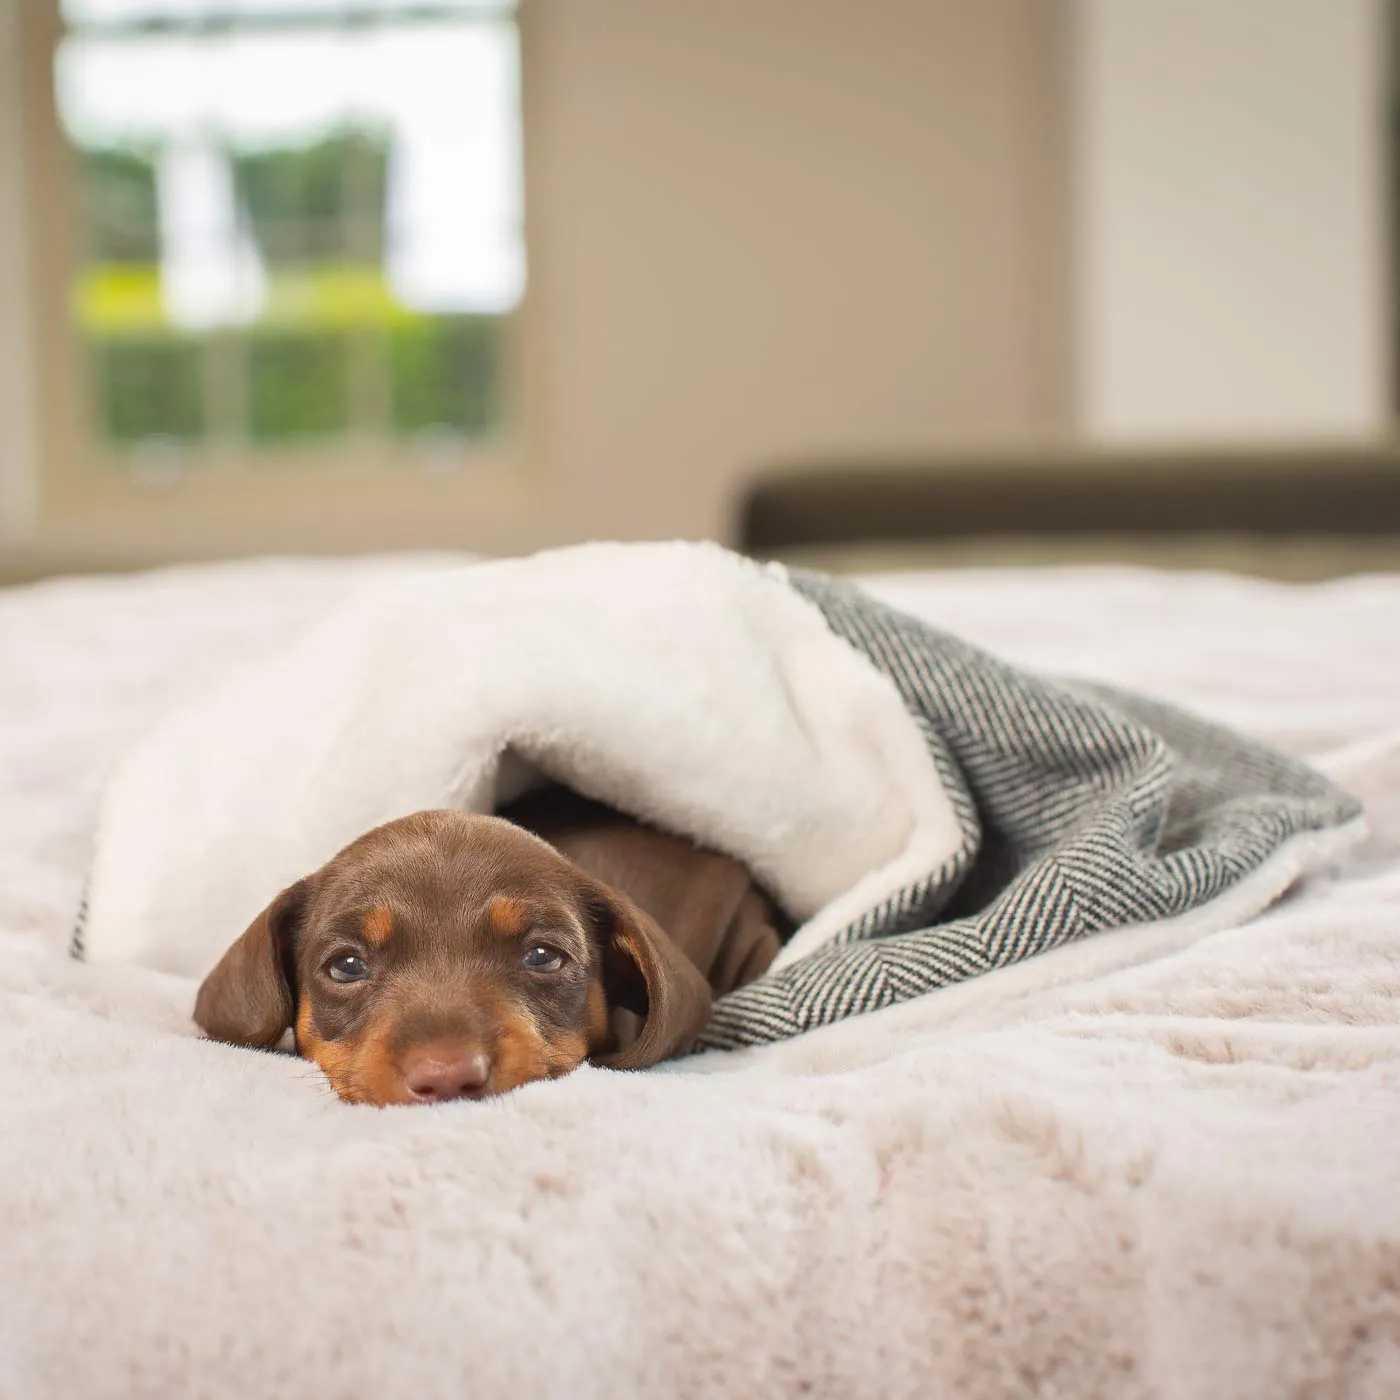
[2,554,1398,1398]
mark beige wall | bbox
[523,0,1073,545]
[1074,0,1388,442]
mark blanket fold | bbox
[77,543,1362,1049]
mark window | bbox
[31,0,524,509]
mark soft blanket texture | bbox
[76,543,964,984]
[2,557,1399,1399]
[78,543,1360,1052]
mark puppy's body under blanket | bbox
[78,542,1362,1048]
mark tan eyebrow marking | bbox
[362,907,394,946]
[486,896,531,937]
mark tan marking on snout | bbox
[296,996,406,1106]
[490,1003,591,1092]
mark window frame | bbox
[10,0,543,550]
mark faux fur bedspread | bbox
[3,556,1399,1399]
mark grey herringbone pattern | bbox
[697,572,1360,1051]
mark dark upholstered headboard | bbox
[736,446,1400,579]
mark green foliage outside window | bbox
[389,315,499,434]
[247,330,352,442]
[232,129,390,265]
[82,146,160,264]
[74,130,504,451]
[95,335,204,441]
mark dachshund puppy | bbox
[194,790,787,1105]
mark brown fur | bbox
[194,792,789,1106]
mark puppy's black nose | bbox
[402,1048,492,1102]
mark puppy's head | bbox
[193,810,712,1105]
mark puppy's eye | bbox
[326,954,371,984]
[521,944,565,973]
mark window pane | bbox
[246,329,350,441]
[82,146,160,262]
[56,5,521,457]
[389,315,499,435]
[95,335,205,441]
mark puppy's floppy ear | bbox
[194,878,312,1049]
[589,884,713,1070]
